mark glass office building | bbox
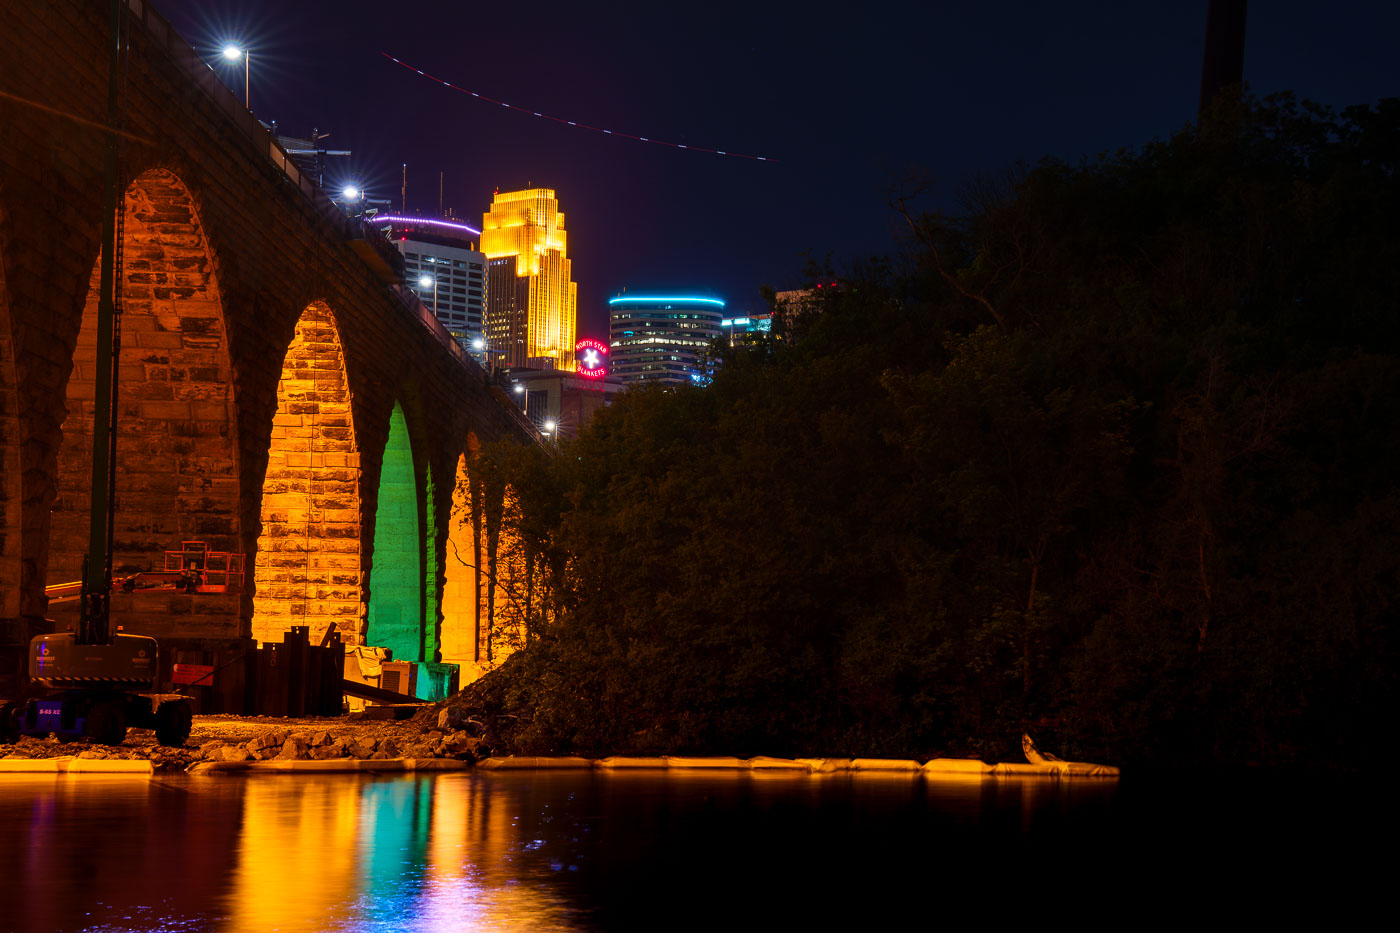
[608,295,724,386]
[375,216,488,358]
[481,189,578,371]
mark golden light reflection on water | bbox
[229,780,362,931]
[227,775,581,932]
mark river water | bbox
[0,769,1384,931]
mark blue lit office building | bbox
[608,295,725,386]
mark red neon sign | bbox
[575,338,608,378]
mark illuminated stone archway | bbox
[486,484,528,665]
[366,402,423,661]
[442,450,483,679]
[252,302,360,643]
[48,169,240,632]
[0,255,19,620]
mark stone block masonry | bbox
[251,304,364,644]
[0,0,537,695]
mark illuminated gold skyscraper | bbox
[481,188,578,370]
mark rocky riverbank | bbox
[0,707,488,773]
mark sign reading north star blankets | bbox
[575,338,608,378]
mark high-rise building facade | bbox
[608,295,725,386]
[772,282,840,334]
[481,189,578,370]
[720,312,772,346]
[374,216,488,356]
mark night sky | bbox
[152,0,1398,339]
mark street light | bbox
[417,274,438,315]
[471,337,503,375]
[221,44,249,109]
[339,185,364,219]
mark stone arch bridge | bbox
[0,0,538,696]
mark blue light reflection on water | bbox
[1,769,1387,931]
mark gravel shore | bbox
[0,707,486,773]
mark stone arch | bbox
[0,251,19,621]
[485,483,528,665]
[48,168,241,635]
[442,449,484,680]
[251,302,360,643]
[366,401,424,661]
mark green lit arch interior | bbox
[366,402,423,661]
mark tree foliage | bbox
[463,95,1400,768]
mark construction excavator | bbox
[0,0,192,749]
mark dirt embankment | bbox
[0,706,488,773]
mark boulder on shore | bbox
[312,741,348,760]
[277,735,310,760]
[347,738,376,759]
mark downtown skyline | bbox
[143,1,1400,337]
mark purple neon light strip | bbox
[381,53,776,163]
[373,214,482,236]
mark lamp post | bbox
[471,337,501,374]
[341,185,362,218]
[417,274,438,315]
[221,45,249,109]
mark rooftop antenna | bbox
[401,163,407,213]
[439,171,444,217]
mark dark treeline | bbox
[463,96,1399,769]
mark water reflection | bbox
[228,780,362,930]
[0,775,244,932]
[7,768,1362,931]
[225,775,582,932]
